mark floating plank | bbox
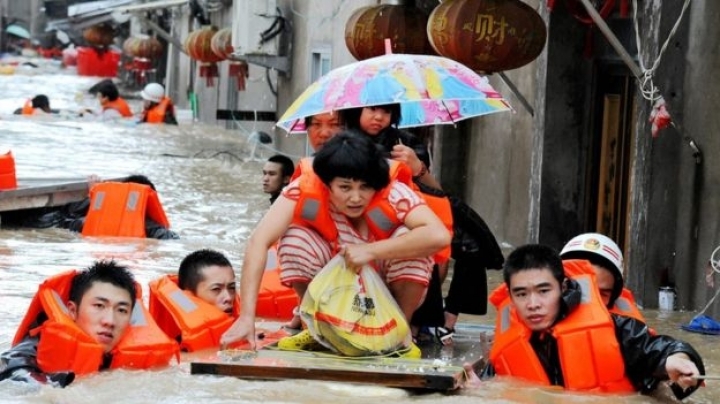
[192,349,482,391]
[0,176,127,212]
[191,325,491,391]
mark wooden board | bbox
[191,324,491,391]
[191,349,482,391]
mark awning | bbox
[68,0,136,18]
[113,0,188,13]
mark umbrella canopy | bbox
[276,53,511,133]
[5,24,31,40]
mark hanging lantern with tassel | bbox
[427,0,547,73]
[185,26,223,87]
[210,28,249,91]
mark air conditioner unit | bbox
[230,0,291,76]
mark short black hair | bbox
[69,260,137,309]
[341,104,402,130]
[178,249,233,292]
[32,95,50,109]
[504,244,566,287]
[96,81,119,101]
[303,112,345,130]
[123,174,156,190]
[312,130,390,191]
[267,154,295,178]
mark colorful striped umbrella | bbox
[276,52,511,133]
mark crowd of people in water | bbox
[13,79,177,125]
[0,103,708,401]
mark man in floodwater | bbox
[465,244,704,400]
[0,260,177,387]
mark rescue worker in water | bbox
[465,244,705,400]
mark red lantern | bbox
[83,24,115,47]
[185,27,223,87]
[345,5,435,61]
[210,28,248,91]
[427,0,547,73]
[127,36,163,59]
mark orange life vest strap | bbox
[146,97,171,123]
[103,97,133,117]
[22,100,34,115]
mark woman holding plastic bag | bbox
[221,131,451,357]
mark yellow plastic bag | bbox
[300,254,411,357]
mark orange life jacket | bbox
[0,150,17,190]
[22,100,35,115]
[13,270,179,376]
[488,260,636,393]
[148,275,240,352]
[562,259,646,323]
[292,158,452,263]
[81,182,170,238]
[144,97,172,123]
[103,97,133,117]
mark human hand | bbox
[339,244,374,272]
[665,353,701,391]
[390,144,423,175]
[220,316,256,350]
[87,174,102,187]
[462,362,482,388]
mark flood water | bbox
[0,60,717,403]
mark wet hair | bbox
[178,249,233,292]
[123,174,156,190]
[267,154,295,178]
[341,104,402,131]
[312,130,390,190]
[88,79,115,95]
[69,260,137,309]
[503,244,566,287]
[31,95,50,110]
[96,81,120,101]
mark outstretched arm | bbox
[220,195,295,348]
[614,314,704,399]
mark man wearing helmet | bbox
[560,233,645,322]
[561,233,645,322]
[139,83,177,125]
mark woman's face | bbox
[359,107,392,136]
[328,177,376,219]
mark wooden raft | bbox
[191,324,491,391]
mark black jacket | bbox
[482,280,705,400]
[0,336,75,388]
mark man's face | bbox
[307,113,343,151]
[68,281,133,353]
[591,264,615,307]
[262,162,287,195]
[509,268,563,332]
[194,265,236,314]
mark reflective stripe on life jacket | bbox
[562,259,647,323]
[292,157,453,264]
[22,100,35,115]
[148,274,239,352]
[81,182,170,238]
[293,163,404,249]
[488,260,635,393]
[13,270,179,376]
[145,97,171,123]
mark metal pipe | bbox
[498,72,534,117]
[577,0,642,78]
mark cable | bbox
[633,0,693,102]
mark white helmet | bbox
[140,83,165,103]
[560,232,624,276]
